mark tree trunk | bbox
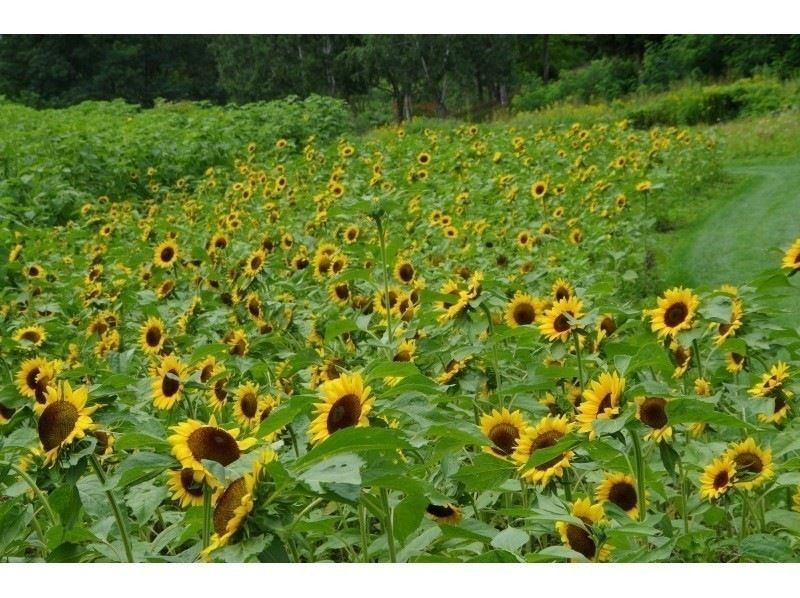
[542,34,551,83]
[437,73,449,117]
[402,91,413,121]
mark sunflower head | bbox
[700,455,737,501]
[724,438,774,491]
[504,292,544,328]
[596,472,639,518]
[555,498,607,561]
[154,239,179,268]
[513,415,574,485]
[13,325,46,347]
[635,396,672,443]
[37,381,98,467]
[781,238,800,272]
[150,354,188,410]
[479,408,527,458]
[539,296,584,343]
[169,415,257,479]
[309,372,374,445]
[576,371,625,439]
[646,287,700,339]
[425,502,462,525]
[140,316,167,355]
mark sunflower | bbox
[207,376,229,412]
[196,356,224,385]
[555,498,608,561]
[13,325,46,347]
[699,455,737,501]
[328,281,351,306]
[635,396,672,442]
[92,430,115,458]
[0,402,15,424]
[479,408,527,458]
[646,287,699,339]
[595,314,617,347]
[516,230,533,249]
[394,259,416,284]
[513,415,574,485]
[309,372,374,445]
[436,358,468,384]
[793,488,800,513]
[724,438,774,491]
[169,415,257,476]
[781,238,800,272]
[670,341,692,378]
[140,316,166,355]
[435,282,470,324]
[596,472,639,518]
[712,298,743,346]
[576,371,625,439]
[208,232,229,255]
[504,292,544,328]
[167,468,220,508]
[758,391,793,425]
[37,381,98,467]
[748,361,790,398]
[343,225,359,244]
[154,239,179,268]
[425,503,462,525]
[16,357,60,409]
[539,296,584,343]
[243,248,266,277]
[156,279,175,299]
[225,329,249,356]
[150,354,189,410]
[530,180,548,199]
[725,351,747,373]
[233,382,263,428]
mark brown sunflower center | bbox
[248,300,261,317]
[600,317,616,336]
[535,184,545,195]
[240,392,258,419]
[260,405,274,422]
[774,395,787,413]
[608,481,638,512]
[555,287,570,301]
[21,330,41,343]
[179,468,204,497]
[162,369,181,398]
[160,246,175,262]
[734,452,763,475]
[513,302,536,325]
[213,379,228,403]
[335,283,350,300]
[530,429,564,470]
[200,364,214,383]
[731,352,745,365]
[26,366,41,391]
[489,423,520,456]
[553,312,572,333]
[0,403,15,420]
[639,397,668,429]
[426,503,455,518]
[38,401,79,451]
[213,477,248,536]
[597,393,613,414]
[565,522,596,559]
[713,470,730,489]
[718,322,731,336]
[146,326,162,347]
[250,256,262,270]
[394,350,411,362]
[187,426,240,466]
[398,263,414,282]
[664,302,689,327]
[326,393,362,434]
[215,237,227,249]
[34,374,52,404]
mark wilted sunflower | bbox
[635,396,672,442]
[781,237,800,272]
[699,455,737,501]
[233,382,263,428]
[479,408,527,458]
[539,296,584,343]
[646,287,699,339]
[576,371,625,439]
[139,316,166,355]
[154,239,179,268]
[309,373,374,444]
[169,415,257,476]
[724,438,774,491]
[504,292,544,328]
[167,468,220,509]
[150,354,188,410]
[13,325,46,347]
[513,415,574,485]
[596,472,639,518]
[37,381,98,467]
[425,503,462,525]
[555,498,608,561]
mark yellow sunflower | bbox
[530,180,548,199]
[724,438,774,491]
[699,455,737,501]
[596,472,639,518]
[425,503,462,525]
[224,329,249,356]
[504,292,544,328]
[576,371,625,439]
[140,316,167,355]
[635,396,672,443]
[154,239,179,268]
[781,238,800,272]
[479,408,527,458]
[394,259,416,284]
[725,351,747,373]
[513,415,574,485]
[37,381,98,467]
[150,354,189,410]
[233,382,263,428]
[748,361,790,398]
[169,415,257,476]
[328,281,351,306]
[343,225,359,244]
[555,498,608,561]
[712,298,743,346]
[646,287,699,339]
[243,248,266,277]
[15,357,60,408]
[552,278,574,302]
[539,296,584,343]
[309,372,374,445]
[435,359,468,384]
[0,402,15,424]
[13,325,46,347]
[167,468,220,508]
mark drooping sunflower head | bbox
[425,502,462,525]
[140,316,167,355]
[724,437,774,491]
[479,408,527,458]
[713,298,743,346]
[539,296,584,343]
[13,325,47,347]
[725,351,747,373]
[635,396,672,443]
[596,472,639,518]
[646,287,700,339]
[169,415,257,478]
[150,354,188,410]
[699,455,737,501]
[513,415,574,485]
[309,372,374,445]
[393,339,417,363]
[154,239,179,268]
[576,371,626,439]
[37,381,98,467]
[555,498,607,561]
[504,291,544,328]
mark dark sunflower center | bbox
[213,477,248,536]
[249,301,260,317]
[555,288,570,301]
[600,317,616,336]
[335,284,350,300]
[347,229,356,240]
[513,302,536,325]
[664,302,689,327]
[162,369,181,397]
[713,470,729,489]
[553,313,572,333]
[530,430,564,470]
[93,430,111,454]
[38,401,79,451]
[398,263,414,282]
[674,346,690,366]
[21,330,41,342]
[326,393,362,434]
[213,379,227,403]
[179,468,204,496]
[608,481,638,511]
[260,406,273,422]
[317,258,331,274]
[26,366,41,390]
[146,327,162,347]
[639,397,668,429]
[565,523,596,559]
[187,426,241,466]
[161,247,175,262]
[240,392,258,418]
[426,504,455,518]
[34,375,52,404]
[215,237,227,249]
[394,350,411,362]
[597,393,613,414]
[718,322,731,335]
[0,403,15,420]
[535,184,545,195]
[200,364,214,383]
[731,352,745,365]
[734,452,763,474]
[250,256,262,270]
[489,423,520,456]
[775,395,787,412]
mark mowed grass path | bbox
[667,157,800,288]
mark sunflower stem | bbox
[287,424,301,459]
[479,303,502,399]
[375,217,395,354]
[380,488,397,562]
[691,338,704,379]
[676,456,690,535]
[89,454,134,563]
[572,330,585,389]
[3,461,58,526]
[358,501,370,563]
[630,432,647,523]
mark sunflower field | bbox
[2,101,800,564]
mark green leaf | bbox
[293,427,412,470]
[49,483,82,529]
[524,433,581,469]
[667,398,754,429]
[451,454,515,491]
[256,394,315,438]
[109,452,176,490]
[490,526,529,552]
[765,509,800,535]
[298,453,363,487]
[125,481,168,523]
[739,533,795,562]
[531,545,589,562]
[324,318,358,342]
[115,432,169,452]
[393,493,428,543]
